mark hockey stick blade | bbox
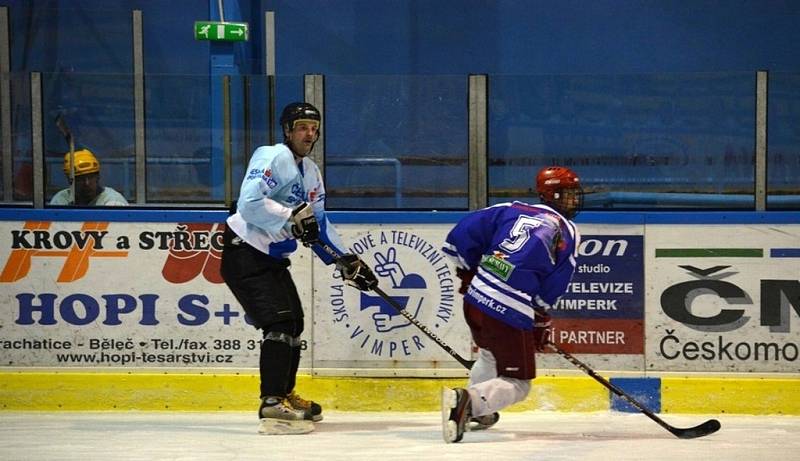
[315,242,475,369]
[548,342,721,439]
[668,418,721,439]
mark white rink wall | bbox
[0,209,798,414]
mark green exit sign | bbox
[194,21,249,42]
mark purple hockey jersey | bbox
[442,201,580,330]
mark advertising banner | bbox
[8,218,793,375]
[313,224,647,372]
[646,225,800,372]
[313,225,473,372]
[0,220,283,369]
[544,226,646,371]
[550,235,645,354]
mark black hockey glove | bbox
[532,308,552,352]
[290,202,319,246]
[336,254,378,291]
[455,268,475,295]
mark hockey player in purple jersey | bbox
[441,166,583,443]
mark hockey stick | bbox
[315,241,475,369]
[317,240,719,438]
[55,113,76,201]
[371,283,475,369]
[546,341,721,439]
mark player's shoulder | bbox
[104,187,129,200]
[509,200,551,214]
[252,143,290,161]
[511,201,574,224]
[49,188,70,205]
[250,144,298,177]
[97,187,129,206]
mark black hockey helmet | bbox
[280,102,321,140]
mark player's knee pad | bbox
[263,320,303,347]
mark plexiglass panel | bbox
[41,72,135,206]
[488,73,758,209]
[323,75,469,209]
[768,72,800,210]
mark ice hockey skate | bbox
[469,412,499,431]
[287,390,323,422]
[257,396,314,435]
[441,387,471,443]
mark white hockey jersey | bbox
[226,143,346,263]
[49,186,129,206]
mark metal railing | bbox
[327,157,403,208]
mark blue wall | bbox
[4,0,800,76]
[271,0,800,75]
[2,0,799,209]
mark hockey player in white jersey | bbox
[221,102,378,435]
[440,166,583,443]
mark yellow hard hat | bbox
[63,149,100,176]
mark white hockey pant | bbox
[467,348,531,417]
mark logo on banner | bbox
[1,221,226,284]
[655,248,800,365]
[328,230,456,359]
[0,221,127,283]
[661,264,799,331]
[160,223,225,284]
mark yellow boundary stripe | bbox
[0,372,604,412]
[662,376,800,415]
[0,372,797,414]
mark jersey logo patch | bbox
[479,253,515,281]
[246,168,263,180]
[262,169,278,189]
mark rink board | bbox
[1,209,797,375]
[1,371,798,415]
[0,210,798,415]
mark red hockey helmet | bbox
[536,166,583,219]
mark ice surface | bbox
[1,411,798,461]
